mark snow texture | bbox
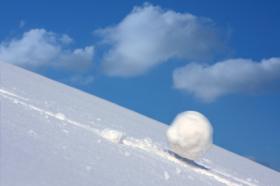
[101,129,124,143]
[167,111,213,160]
[0,61,279,186]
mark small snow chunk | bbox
[143,137,152,144]
[62,129,70,134]
[176,167,181,175]
[124,151,130,157]
[164,171,170,180]
[246,178,253,182]
[166,111,213,160]
[28,130,38,137]
[97,139,102,143]
[96,118,101,121]
[55,113,66,120]
[202,158,212,164]
[101,129,124,144]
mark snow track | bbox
[0,88,259,186]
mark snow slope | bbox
[0,61,279,186]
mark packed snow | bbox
[55,113,66,120]
[101,129,124,143]
[1,61,279,186]
[167,111,213,160]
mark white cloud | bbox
[0,29,94,71]
[67,75,95,86]
[173,58,280,102]
[56,46,94,71]
[97,4,226,77]
[60,34,73,45]
[19,20,25,28]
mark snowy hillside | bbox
[0,61,279,186]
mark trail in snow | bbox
[0,89,29,101]
[0,88,258,186]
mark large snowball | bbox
[166,111,213,160]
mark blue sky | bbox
[0,0,280,171]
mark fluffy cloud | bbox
[97,4,226,77]
[173,58,280,101]
[67,75,95,86]
[0,29,94,71]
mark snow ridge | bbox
[0,88,258,186]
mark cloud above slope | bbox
[97,4,226,77]
[67,75,95,86]
[173,58,280,102]
[0,29,94,71]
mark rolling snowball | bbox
[166,111,213,160]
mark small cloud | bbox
[67,75,94,86]
[96,3,227,77]
[0,28,94,72]
[19,20,25,28]
[173,58,280,102]
[56,46,94,72]
[60,34,73,45]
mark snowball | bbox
[164,171,170,180]
[101,129,124,144]
[55,113,66,121]
[166,111,213,160]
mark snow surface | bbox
[167,111,213,160]
[0,61,280,186]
